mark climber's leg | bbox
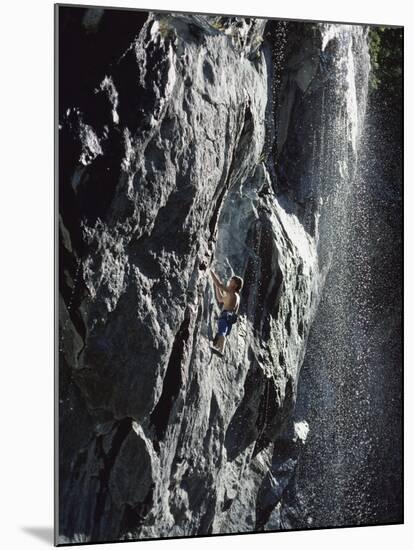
[211,313,228,357]
[216,335,225,353]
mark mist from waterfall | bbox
[292,25,402,527]
[310,24,370,267]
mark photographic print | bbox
[56,3,403,545]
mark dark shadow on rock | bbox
[21,526,54,545]
[224,364,262,461]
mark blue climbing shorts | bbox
[217,310,237,337]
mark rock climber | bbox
[210,267,244,358]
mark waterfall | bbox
[312,24,370,266]
[292,24,402,528]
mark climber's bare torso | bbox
[219,287,239,311]
[210,269,240,311]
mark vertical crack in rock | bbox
[92,418,133,538]
[208,103,255,242]
[150,311,190,441]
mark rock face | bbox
[57,8,398,544]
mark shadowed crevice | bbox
[150,313,191,440]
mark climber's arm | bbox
[213,280,225,304]
[210,269,228,292]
